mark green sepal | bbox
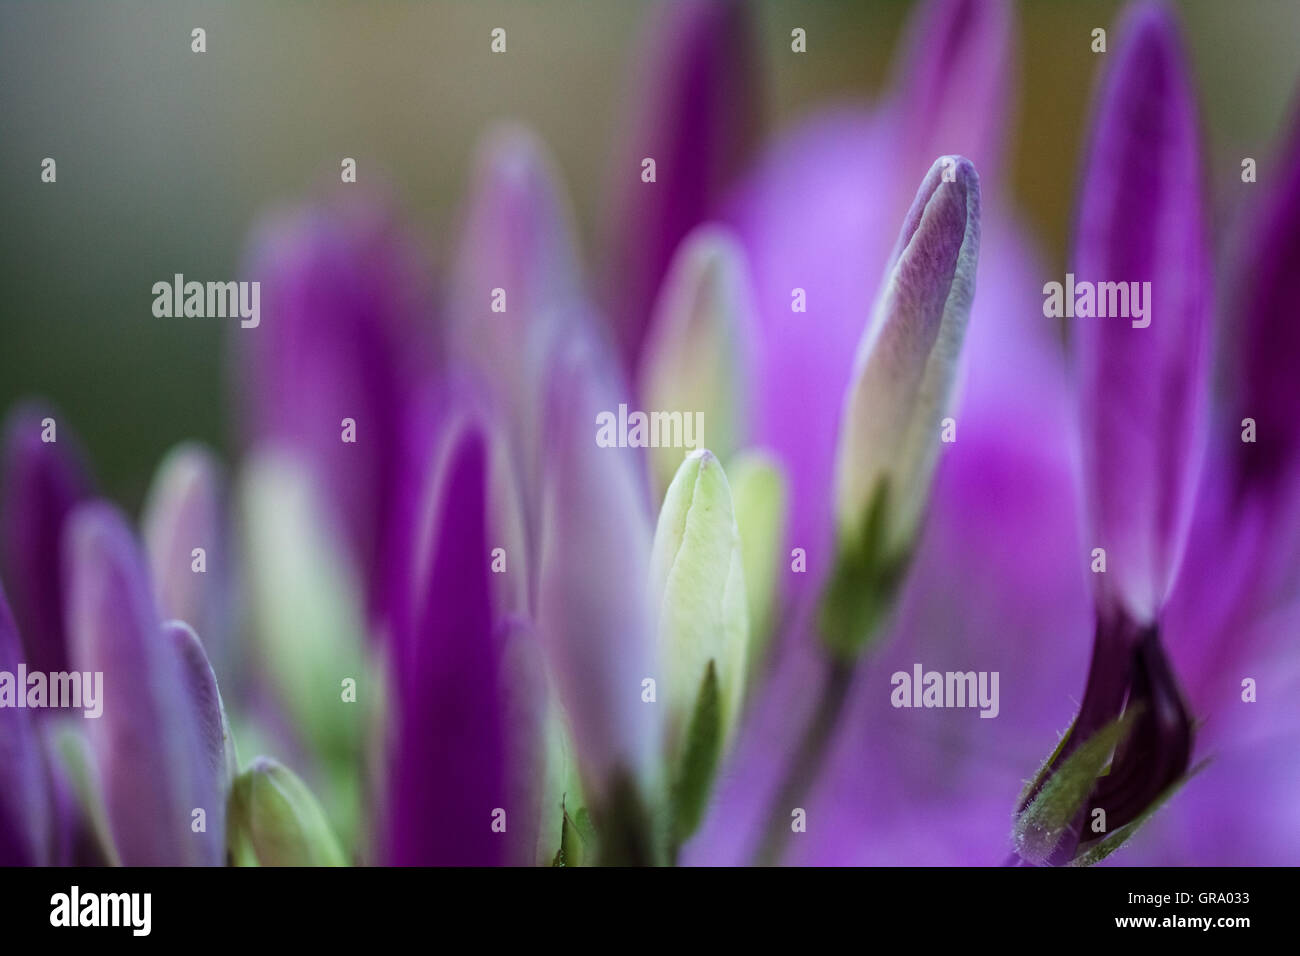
[1013,711,1138,866]
[553,800,596,867]
[1014,718,1078,814]
[669,660,723,847]
[1068,759,1209,867]
[819,481,909,659]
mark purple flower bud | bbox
[1073,1,1212,626]
[383,420,506,865]
[239,196,434,619]
[537,344,660,808]
[142,444,236,684]
[0,582,53,865]
[1,404,93,675]
[1014,3,1206,862]
[889,0,1015,191]
[66,502,225,865]
[834,155,982,563]
[448,127,585,544]
[1213,86,1300,608]
[604,0,760,373]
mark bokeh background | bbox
[2,0,1298,504]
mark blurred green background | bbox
[2,0,1297,504]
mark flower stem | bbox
[752,656,855,866]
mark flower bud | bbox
[724,451,788,677]
[228,757,345,867]
[142,444,235,682]
[822,155,981,656]
[638,228,754,493]
[649,448,748,840]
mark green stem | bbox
[752,657,855,866]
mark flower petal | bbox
[65,502,224,865]
[0,583,53,865]
[725,450,789,675]
[142,444,236,683]
[605,0,760,371]
[537,343,660,807]
[637,227,755,493]
[383,419,504,865]
[240,196,434,617]
[448,127,585,546]
[1072,1,1212,624]
[166,621,238,807]
[1,403,93,675]
[889,0,1015,191]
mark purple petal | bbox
[888,0,1015,191]
[604,0,760,373]
[537,343,660,805]
[1216,88,1300,601]
[166,621,237,808]
[448,127,585,543]
[1,403,93,675]
[450,125,582,334]
[1072,1,1212,624]
[65,502,224,865]
[239,196,435,619]
[383,421,505,865]
[498,617,557,866]
[142,444,236,684]
[0,582,53,865]
[1229,96,1300,492]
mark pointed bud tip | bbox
[893,155,980,277]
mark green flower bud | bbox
[724,451,788,678]
[649,449,748,842]
[638,229,754,494]
[237,451,369,848]
[228,757,346,867]
[823,156,981,657]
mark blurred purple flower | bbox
[1,404,93,676]
[1074,3,1211,629]
[383,418,505,866]
[1012,2,1208,864]
[688,0,1300,867]
[6,0,1296,872]
[142,443,237,685]
[536,344,661,817]
[0,580,53,865]
[240,195,436,621]
[604,0,761,376]
[65,502,228,865]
